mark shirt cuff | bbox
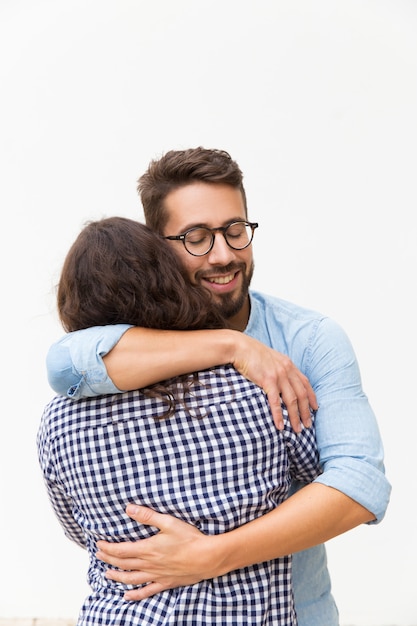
[314,457,392,524]
[46,324,133,399]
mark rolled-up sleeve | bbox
[46,325,133,399]
[309,317,391,523]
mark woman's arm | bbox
[37,414,86,550]
[97,483,374,601]
[47,325,318,431]
[105,326,317,430]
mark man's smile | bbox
[197,267,242,293]
[205,273,236,285]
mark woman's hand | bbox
[231,332,317,432]
[104,327,318,433]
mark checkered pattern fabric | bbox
[38,364,321,625]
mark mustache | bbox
[196,262,245,279]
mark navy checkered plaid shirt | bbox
[38,364,321,625]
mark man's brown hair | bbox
[138,147,248,233]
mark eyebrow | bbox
[177,217,247,232]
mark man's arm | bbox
[97,484,374,601]
[47,325,318,431]
[96,318,391,601]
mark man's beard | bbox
[198,261,254,320]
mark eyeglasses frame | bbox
[164,220,259,257]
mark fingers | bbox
[125,503,165,527]
[106,568,182,601]
[96,550,142,571]
[233,337,318,433]
[264,389,284,430]
[105,567,174,602]
[96,505,166,562]
[96,540,139,560]
[96,505,204,571]
[106,567,150,587]
[297,370,319,413]
[281,378,312,432]
[124,582,166,601]
[262,365,315,433]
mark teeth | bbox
[208,274,234,285]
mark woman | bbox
[38,217,321,625]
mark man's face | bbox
[162,182,254,330]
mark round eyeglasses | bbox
[164,220,259,257]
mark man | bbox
[47,148,391,625]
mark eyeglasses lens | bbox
[183,222,254,256]
[224,222,252,248]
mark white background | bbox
[0,1,416,624]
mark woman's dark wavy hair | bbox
[138,147,248,233]
[58,217,227,332]
[57,217,229,416]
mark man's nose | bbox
[206,232,237,264]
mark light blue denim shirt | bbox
[245,292,390,624]
[46,324,133,399]
[46,290,391,626]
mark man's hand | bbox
[231,334,318,432]
[97,491,374,603]
[97,504,216,601]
